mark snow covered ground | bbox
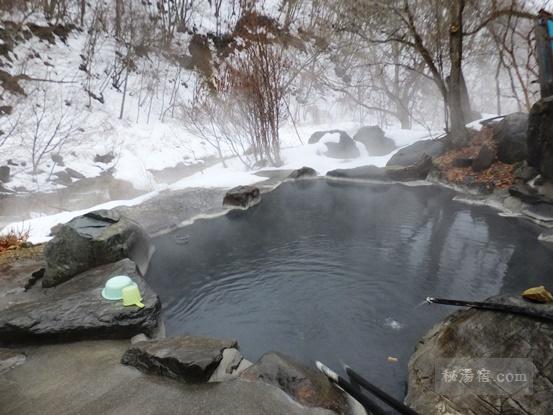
[0,10,440,244]
[1,123,436,244]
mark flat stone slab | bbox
[0,340,335,415]
[406,295,553,415]
[121,336,238,383]
[0,259,160,345]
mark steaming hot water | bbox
[146,179,553,398]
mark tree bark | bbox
[80,0,85,26]
[447,0,470,148]
[115,0,124,39]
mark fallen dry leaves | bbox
[435,126,515,189]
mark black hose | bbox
[426,297,553,322]
[346,367,419,415]
[334,374,388,415]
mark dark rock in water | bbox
[241,352,355,414]
[327,165,390,181]
[94,152,115,164]
[121,336,237,383]
[493,112,528,164]
[65,167,85,180]
[0,165,10,182]
[51,153,64,166]
[43,209,153,287]
[386,154,433,181]
[472,144,495,172]
[387,138,446,167]
[288,166,317,179]
[315,130,360,159]
[353,125,396,155]
[223,185,261,209]
[406,295,553,415]
[509,183,553,204]
[0,349,26,373]
[528,98,553,179]
[452,157,473,168]
[0,259,161,345]
[513,161,538,182]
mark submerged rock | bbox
[326,165,390,181]
[43,209,152,287]
[0,259,161,344]
[288,166,317,179]
[493,112,528,164]
[223,185,261,209]
[353,125,396,156]
[121,335,239,383]
[406,295,553,415]
[241,352,358,414]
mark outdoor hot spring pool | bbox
[145,179,553,398]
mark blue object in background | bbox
[547,19,553,52]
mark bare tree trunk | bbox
[80,0,85,26]
[119,67,129,120]
[115,0,123,39]
[447,0,470,148]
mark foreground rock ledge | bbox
[406,295,553,415]
[121,336,242,383]
[0,259,160,345]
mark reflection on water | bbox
[146,179,553,399]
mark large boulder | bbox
[326,165,390,181]
[406,295,553,415]
[387,138,446,167]
[493,112,528,164]
[353,126,395,156]
[43,210,153,287]
[241,352,360,414]
[121,336,240,383]
[385,154,433,181]
[0,259,161,345]
[315,131,360,159]
[223,185,261,208]
[528,98,553,179]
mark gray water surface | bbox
[146,179,553,399]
